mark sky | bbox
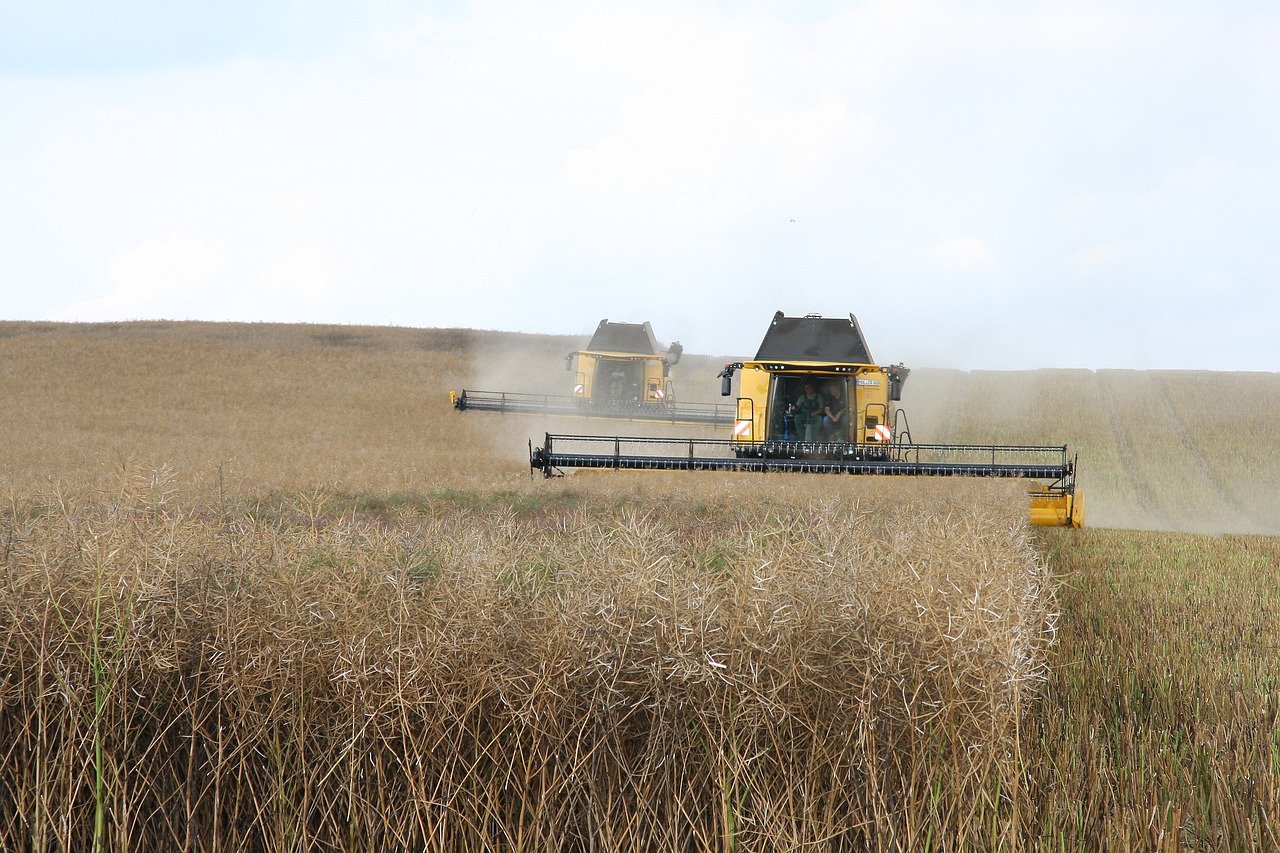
[2,1,1278,370]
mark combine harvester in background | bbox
[530,311,1084,527]
[451,319,735,426]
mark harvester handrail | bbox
[891,407,912,445]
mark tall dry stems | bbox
[0,474,1051,850]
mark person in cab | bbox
[794,380,825,442]
[820,380,847,441]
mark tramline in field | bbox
[529,311,1084,527]
[451,319,736,427]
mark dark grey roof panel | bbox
[585,320,662,355]
[753,311,875,364]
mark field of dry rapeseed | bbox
[905,367,1280,535]
[5,320,1277,533]
[0,321,577,496]
[0,472,1050,850]
[1,320,1278,849]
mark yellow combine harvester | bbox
[452,319,734,426]
[566,319,682,405]
[530,311,1083,528]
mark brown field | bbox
[4,320,1276,534]
[904,367,1280,535]
[1,320,1278,849]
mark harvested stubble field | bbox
[1,320,1278,850]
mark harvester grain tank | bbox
[451,319,734,426]
[529,311,1084,528]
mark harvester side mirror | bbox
[564,354,573,372]
[717,362,741,396]
[887,363,910,402]
[663,342,683,378]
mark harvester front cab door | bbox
[592,358,644,404]
[766,373,849,443]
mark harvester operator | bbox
[820,381,846,441]
[794,381,825,442]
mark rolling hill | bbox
[2,320,1276,533]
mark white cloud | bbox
[61,236,226,319]
[929,236,990,271]
[1074,242,1125,271]
[1056,193,1099,221]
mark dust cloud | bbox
[5,320,1276,536]
[467,333,1280,536]
[898,365,1280,535]
[454,328,729,472]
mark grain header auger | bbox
[450,319,736,426]
[529,311,1084,528]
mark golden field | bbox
[905,368,1280,535]
[4,320,1277,534]
[1,320,1278,849]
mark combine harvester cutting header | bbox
[530,311,1084,527]
[451,319,735,426]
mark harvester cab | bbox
[717,312,907,452]
[568,320,674,406]
[531,310,1084,528]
